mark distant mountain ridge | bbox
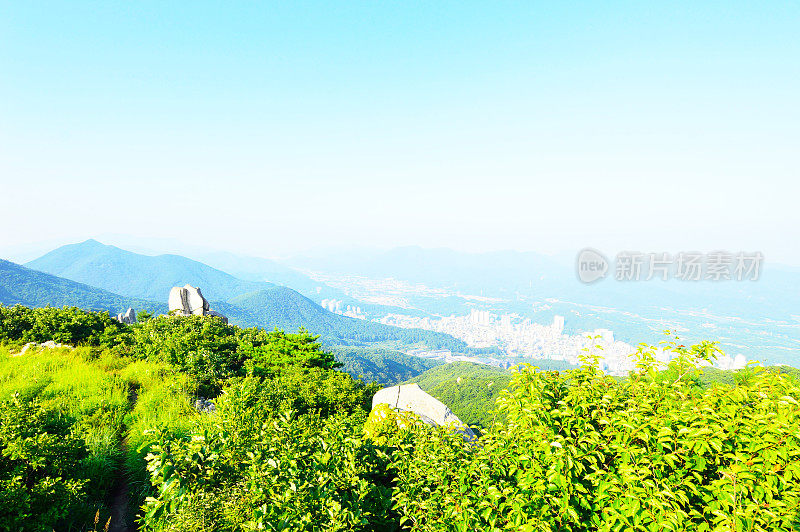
[193,251,336,296]
[26,239,272,302]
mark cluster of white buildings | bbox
[319,299,366,320]
[381,311,667,376]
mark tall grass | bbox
[0,345,131,525]
[116,359,198,506]
[0,343,199,527]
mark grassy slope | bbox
[0,344,195,528]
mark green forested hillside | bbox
[26,239,272,302]
[0,259,164,314]
[333,346,442,385]
[229,287,347,331]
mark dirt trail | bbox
[107,471,134,532]
[107,386,139,532]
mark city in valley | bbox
[321,302,748,376]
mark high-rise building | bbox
[552,315,565,336]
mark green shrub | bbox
[0,394,92,531]
[0,304,131,348]
[224,369,378,420]
[131,315,338,396]
[141,410,396,531]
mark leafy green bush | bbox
[131,315,241,396]
[131,315,338,396]
[4,304,800,531]
[0,304,131,349]
[0,394,92,531]
[141,394,395,530]
[225,369,378,419]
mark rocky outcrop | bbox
[372,383,476,440]
[116,308,137,324]
[168,285,228,324]
[168,285,208,316]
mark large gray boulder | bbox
[116,307,137,324]
[168,285,228,324]
[372,383,476,440]
[169,285,207,316]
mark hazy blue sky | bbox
[2,1,799,263]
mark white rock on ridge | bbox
[116,307,137,324]
[187,286,209,316]
[168,285,228,324]
[372,383,476,440]
[168,285,203,315]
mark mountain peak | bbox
[25,240,272,303]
